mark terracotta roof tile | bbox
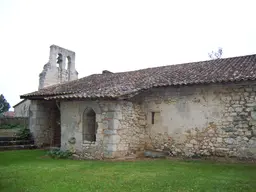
[3,111,15,117]
[21,54,256,100]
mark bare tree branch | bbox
[208,47,223,59]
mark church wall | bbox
[138,81,256,159]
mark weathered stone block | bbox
[112,135,121,143]
[106,112,115,119]
[243,137,249,141]
[252,127,256,136]
[117,143,128,151]
[230,112,237,116]
[185,143,193,148]
[235,107,243,112]
[246,103,255,107]
[232,95,241,100]
[222,127,235,132]
[139,120,146,126]
[102,120,109,129]
[96,114,102,122]
[109,119,120,130]
[101,105,108,112]
[103,151,113,158]
[244,92,250,97]
[103,129,117,135]
[226,117,233,121]
[240,101,245,105]
[107,104,116,112]
[224,138,235,144]
[245,88,253,92]
[190,139,197,144]
[114,112,123,120]
[106,143,117,151]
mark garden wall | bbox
[0,117,28,128]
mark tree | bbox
[208,47,223,59]
[0,94,10,115]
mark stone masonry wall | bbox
[99,101,146,158]
[0,117,28,127]
[60,100,146,159]
[14,99,31,117]
[138,81,256,159]
[29,100,56,146]
[30,81,256,159]
[60,101,103,159]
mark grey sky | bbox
[1,0,256,109]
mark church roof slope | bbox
[21,54,256,100]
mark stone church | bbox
[21,45,256,159]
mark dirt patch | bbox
[39,155,50,159]
[166,156,256,164]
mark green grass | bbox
[0,150,256,192]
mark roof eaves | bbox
[13,99,27,108]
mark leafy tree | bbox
[208,47,223,59]
[0,94,10,115]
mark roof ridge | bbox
[113,53,256,75]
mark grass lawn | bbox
[0,150,256,192]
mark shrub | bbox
[47,148,73,159]
[15,127,32,140]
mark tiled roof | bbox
[3,111,15,117]
[13,99,27,108]
[21,54,256,100]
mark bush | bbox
[15,127,32,140]
[47,148,73,159]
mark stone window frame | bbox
[82,107,97,144]
[151,111,161,125]
[151,112,155,124]
[56,53,63,67]
[79,104,101,145]
[65,56,72,80]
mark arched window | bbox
[56,53,63,67]
[65,56,71,70]
[83,108,97,142]
[65,56,71,80]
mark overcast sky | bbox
[1,0,256,109]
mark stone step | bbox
[0,129,19,137]
[0,144,37,151]
[0,137,19,141]
[144,150,168,158]
[0,140,34,146]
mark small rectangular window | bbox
[151,111,160,125]
[152,112,155,124]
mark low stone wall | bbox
[0,117,28,127]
